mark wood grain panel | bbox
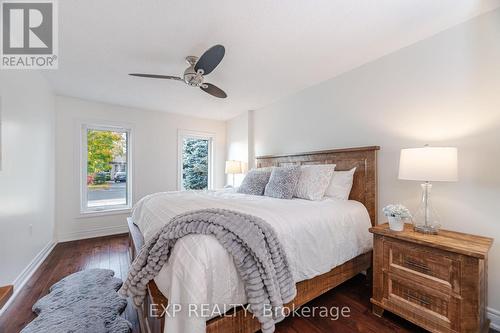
[385,239,461,294]
[0,285,13,309]
[370,223,493,333]
[370,223,492,259]
[256,146,379,226]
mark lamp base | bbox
[414,224,439,235]
[412,182,441,234]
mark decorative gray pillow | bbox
[237,169,272,195]
[264,166,301,199]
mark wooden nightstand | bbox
[370,223,493,333]
[0,285,13,309]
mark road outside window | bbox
[83,127,130,211]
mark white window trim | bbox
[80,123,133,215]
[177,129,215,191]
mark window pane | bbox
[182,137,209,190]
[87,129,128,208]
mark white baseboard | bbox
[489,307,500,331]
[57,224,128,242]
[0,241,56,317]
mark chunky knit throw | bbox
[120,208,296,333]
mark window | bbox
[81,125,131,213]
[178,130,214,190]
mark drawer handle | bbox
[403,292,431,306]
[404,258,431,273]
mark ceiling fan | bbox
[129,44,227,98]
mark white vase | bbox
[388,216,404,231]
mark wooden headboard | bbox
[256,146,380,226]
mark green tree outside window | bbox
[87,130,126,184]
[182,138,209,190]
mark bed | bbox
[127,146,379,333]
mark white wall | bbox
[225,111,252,186]
[55,96,226,241]
[0,72,55,287]
[228,9,500,313]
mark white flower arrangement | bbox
[383,204,412,220]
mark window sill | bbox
[78,207,132,219]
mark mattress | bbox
[132,189,373,333]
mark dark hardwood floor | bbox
[0,234,140,333]
[0,234,494,333]
[274,274,425,333]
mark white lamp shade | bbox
[398,147,458,182]
[225,160,242,174]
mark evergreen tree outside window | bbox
[178,131,214,190]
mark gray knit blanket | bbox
[119,208,296,333]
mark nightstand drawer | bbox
[370,224,492,333]
[384,239,461,293]
[385,274,460,332]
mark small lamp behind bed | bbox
[225,160,242,187]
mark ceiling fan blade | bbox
[129,73,182,81]
[200,83,227,98]
[194,45,225,75]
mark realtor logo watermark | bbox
[1,0,58,69]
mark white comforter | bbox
[132,189,372,333]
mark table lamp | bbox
[225,160,242,187]
[398,146,458,234]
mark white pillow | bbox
[325,167,356,200]
[294,164,336,201]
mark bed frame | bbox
[127,145,379,333]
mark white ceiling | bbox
[43,0,500,120]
